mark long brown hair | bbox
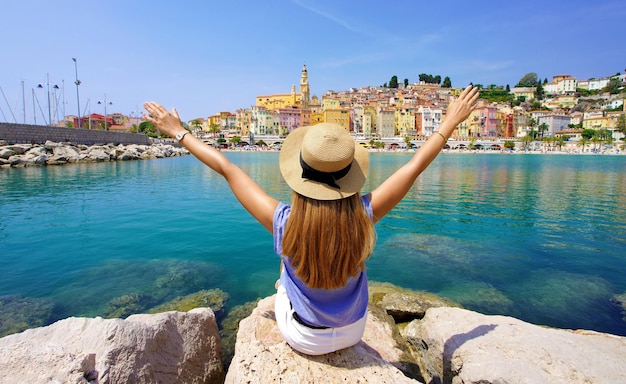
[282,192,376,289]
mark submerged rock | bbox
[369,281,459,323]
[219,299,260,369]
[612,292,626,322]
[102,292,152,319]
[0,295,55,338]
[148,288,229,318]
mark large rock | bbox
[225,294,422,383]
[0,308,224,384]
[404,307,626,384]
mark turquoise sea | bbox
[1,152,626,336]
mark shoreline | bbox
[2,140,624,169]
[221,146,625,156]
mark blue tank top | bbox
[273,196,373,328]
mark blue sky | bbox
[1,0,624,123]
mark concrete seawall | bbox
[0,122,151,146]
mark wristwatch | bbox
[175,131,189,142]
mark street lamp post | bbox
[36,73,58,126]
[97,94,113,131]
[52,84,60,125]
[72,58,82,129]
[132,105,142,134]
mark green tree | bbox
[209,123,220,139]
[389,76,399,88]
[616,114,626,135]
[535,82,545,100]
[528,117,537,132]
[521,134,533,150]
[404,136,412,148]
[538,122,549,138]
[442,76,452,88]
[418,73,442,84]
[542,136,554,151]
[581,129,595,140]
[190,119,202,131]
[504,140,515,150]
[404,78,409,87]
[577,137,589,152]
[555,136,566,151]
[229,136,241,147]
[517,73,538,86]
[139,121,157,137]
[604,78,623,94]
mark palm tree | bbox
[527,117,537,136]
[229,136,242,147]
[555,136,566,152]
[190,119,202,134]
[577,137,589,152]
[541,136,553,151]
[404,136,412,149]
[209,123,220,140]
[469,137,477,150]
[591,136,602,151]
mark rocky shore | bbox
[1,283,625,384]
[0,140,189,168]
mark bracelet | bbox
[434,131,447,141]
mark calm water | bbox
[1,152,625,336]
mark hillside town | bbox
[62,65,626,151]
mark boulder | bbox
[5,144,30,155]
[87,148,111,161]
[0,308,224,384]
[44,140,65,149]
[119,150,140,161]
[52,144,81,160]
[404,306,626,384]
[0,148,16,159]
[225,294,422,383]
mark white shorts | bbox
[274,284,367,355]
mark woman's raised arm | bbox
[144,102,279,233]
[367,85,479,223]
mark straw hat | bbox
[279,123,369,200]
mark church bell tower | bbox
[300,64,310,108]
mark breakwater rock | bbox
[0,140,189,168]
[1,284,626,383]
[0,308,224,384]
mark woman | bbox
[144,84,479,355]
